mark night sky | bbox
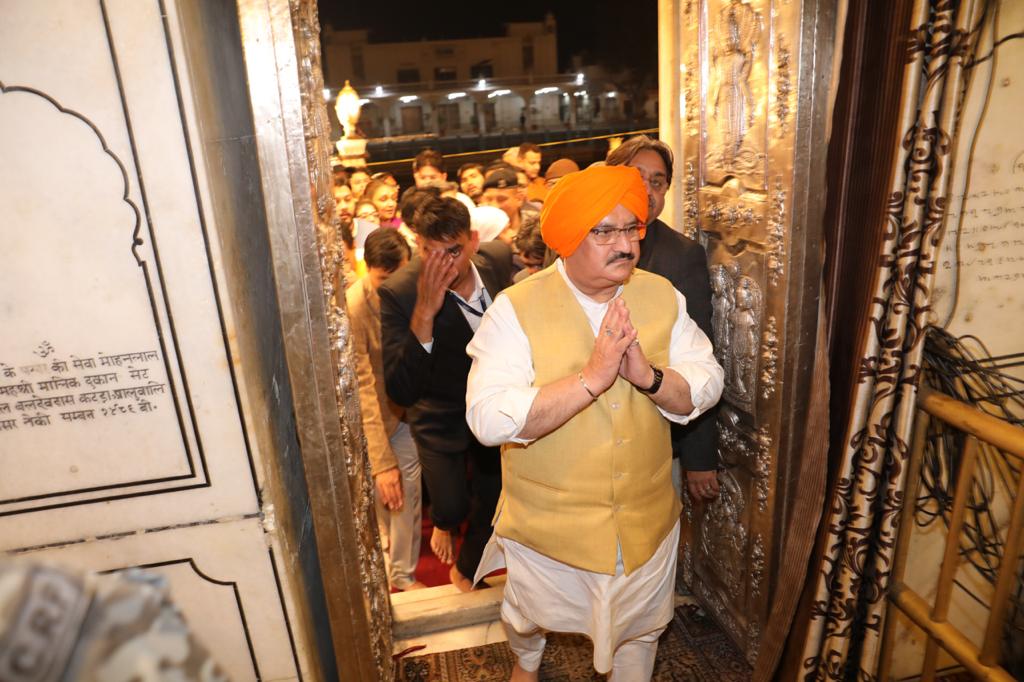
[317,1,658,76]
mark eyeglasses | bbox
[356,210,378,220]
[589,223,647,245]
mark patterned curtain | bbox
[800,0,989,678]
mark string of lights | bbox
[362,128,659,168]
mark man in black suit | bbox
[607,135,721,503]
[379,196,513,591]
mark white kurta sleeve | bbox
[660,290,725,424]
[466,293,539,446]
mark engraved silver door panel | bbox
[665,0,833,664]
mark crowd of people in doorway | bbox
[332,143,564,289]
[333,135,724,680]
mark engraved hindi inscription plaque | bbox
[0,78,205,513]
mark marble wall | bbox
[0,1,314,679]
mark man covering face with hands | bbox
[379,196,513,593]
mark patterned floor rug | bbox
[398,604,752,681]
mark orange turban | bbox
[540,165,649,258]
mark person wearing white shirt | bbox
[465,165,724,680]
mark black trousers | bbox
[417,440,502,579]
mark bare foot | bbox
[430,527,455,565]
[403,581,428,591]
[449,564,475,593]
[510,661,539,681]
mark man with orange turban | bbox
[466,165,724,680]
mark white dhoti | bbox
[474,520,679,677]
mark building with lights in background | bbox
[320,14,642,141]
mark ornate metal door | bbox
[660,0,837,664]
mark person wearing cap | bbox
[479,167,539,248]
[465,165,723,680]
[470,204,512,244]
[543,158,580,190]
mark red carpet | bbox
[393,512,505,592]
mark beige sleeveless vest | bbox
[497,265,682,575]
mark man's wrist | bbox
[637,365,664,395]
[411,305,434,324]
[577,371,599,400]
[410,308,435,343]
[373,464,398,479]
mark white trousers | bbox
[495,521,679,679]
[375,422,422,589]
[505,617,665,680]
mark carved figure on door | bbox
[699,468,747,597]
[710,0,762,175]
[728,276,761,405]
[710,264,734,370]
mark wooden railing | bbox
[879,387,1023,682]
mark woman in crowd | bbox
[348,167,372,199]
[355,198,379,225]
[372,171,400,190]
[364,179,401,229]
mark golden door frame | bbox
[227,0,394,678]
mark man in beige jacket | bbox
[346,228,424,591]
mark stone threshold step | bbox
[392,575,507,639]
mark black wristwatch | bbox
[638,365,664,395]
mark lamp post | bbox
[334,80,367,167]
